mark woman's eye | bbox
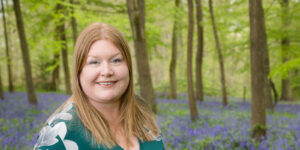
[88,60,100,65]
[111,58,122,63]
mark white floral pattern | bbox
[34,103,78,150]
[48,102,73,125]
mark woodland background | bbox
[0,0,300,149]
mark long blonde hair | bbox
[51,23,159,148]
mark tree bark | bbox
[280,0,292,101]
[169,0,180,99]
[249,0,267,140]
[208,0,227,106]
[13,0,37,104]
[126,0,157,113]
[56,2,72,94]
[70,0,78,46]
[1,0,14,92]
[195,0,204,102]
[187,0,199,121]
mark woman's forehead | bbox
[87,40,121,55]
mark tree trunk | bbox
[249,0,267,140]
[126,0,157,113]
[13,0,37,104]
[50,44,60,91]
[208,0,227,106]
[243,86,246,103]
[195,0,204,102]
[187,0,199,121]
[0,67,4,99]
[263,47,273,109]
[49,5,63,91]
[291,69,300,98]
[1,0,14,92]
[56,2,72,94]
[270,80,278,105]
[280,0,292,101]
[70,0,78,46]
[169,0,180,99]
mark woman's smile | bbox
[96,81,118,87]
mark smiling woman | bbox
[34,23,165,150]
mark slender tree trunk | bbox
[261,20,273,109]
[270,80,278,105]
[50,58,60,91]
[243,86,246,103]
[187,0,199,121]
[291,69,300,98]
[263,48,273,109]
[56,2,71,94]
[13,0,37,104]
[169,0,180,99]
[208,0,227,106]
[280,0,292,101]
[50,39,60,91]
[126,0,157,113]
[249,0,267,140]
[1,0,14,92]
[0,67,4,99]
[49,5,63,91]
[195,0,204,102]
[70,0,78,45]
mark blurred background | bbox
[0,0,299,149]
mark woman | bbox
[34,23,164,150]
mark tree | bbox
[249,0,267,140]
[1,0,14,92]
[263,43,273,109]
[48,2,64,92]
[169,0,180,99]
[0,67,4,99]
[280,0,292,101]
[13,0,37,104]
[56,1,71,94]
[126,0,157,113]
[50,24,60,91]
[195,0,204,102]
[208,0,227,106]
[70,0,78,45]
[187,0,199,121]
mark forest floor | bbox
[0,92,299,149]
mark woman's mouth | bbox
[96,81,117,87]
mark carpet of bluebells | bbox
[1,92,300,150]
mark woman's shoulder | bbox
[34,102,81,150]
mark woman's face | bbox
[79,40,129,105]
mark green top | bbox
[34,102,165,150]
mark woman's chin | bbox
[90,95,120,104]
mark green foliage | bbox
[252,124,267,132]
[1,0,300,100]
[270,58,300,78]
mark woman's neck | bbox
[90,100,122,129]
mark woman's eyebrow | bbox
[87,52,122,58]
[111,52,122,58]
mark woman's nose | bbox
[100,62,113,77]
